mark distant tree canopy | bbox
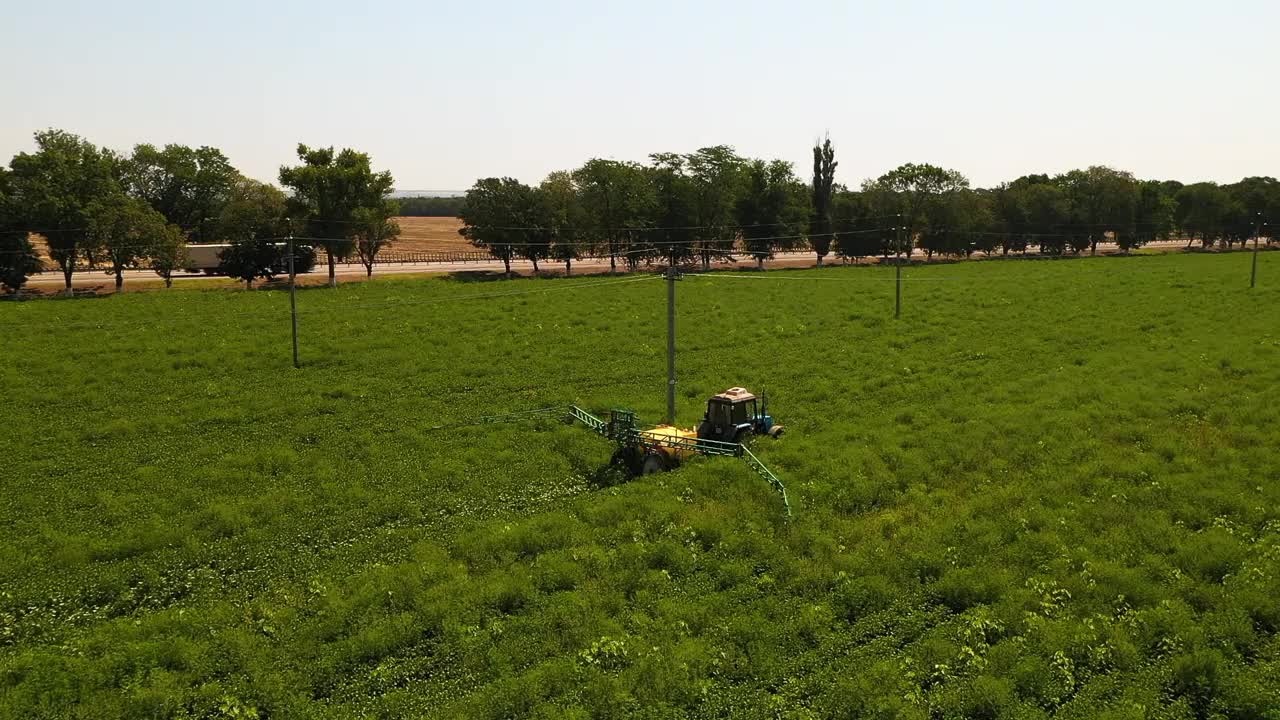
[453,147,1279,270]
[396,196,464,216]
[3,128,1278,295]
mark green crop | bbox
[1,253,1278,718]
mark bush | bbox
[822,659,927,720]
[484,570,536,615]
[0,232,41,294]
[1169,650,1223,717]
[1175,528,1244,583]
[833,574,897,621]
[932,567,1006,612]
[933,675,1015,720]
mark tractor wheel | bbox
[768,426,785,438]
[733,428,754,445]
[640,452,666,475]
[611,446,644,476]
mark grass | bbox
[1,253,1278,718]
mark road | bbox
[21,251,826,290]
[19,240,1208,292]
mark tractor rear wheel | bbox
[640,452,666,475]
[611,446,644,476]
[733,428,754,445]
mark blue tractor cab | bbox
[696,387,784,444]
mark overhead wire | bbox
[0,226,902,258]
[1,274,663,332]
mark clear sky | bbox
[3,0,1276,192]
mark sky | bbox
[3,0,1277,192]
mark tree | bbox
[991,184,1025,256]
[832,190,882,261]
[0,233,42,295]
[1057,166,1138,255]
[85,192,172,291]
[218,178,290,244]
[459,178,543,276]
[1130,180,1177,251]
[647,153,697,266]
[1223,177,1278,248]
[7,130,121,292]
[572,159,655,273]
[218,238,283,289]
[919,189,992,258]
[148,223,188,288]
[1021,183,1072,255]
[0,169,42,294]
[1176,183,1233,248]
[124,144,236,241]
[810,136,838,265]
[736,160,808,268]
[216,178,305,287]
[539,171,583,275]
[279,145,395,288]
[685,146,746,271]
[396,196,465,217]
[864,163,969,257]
[352,200,401,278]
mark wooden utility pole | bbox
[666,258,678,424]
[287,226,299,369]
[1250,214,1262,289]
[895,219,903,319]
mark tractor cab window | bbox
[708,399,752,427]
[707,400,732,428]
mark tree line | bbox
[3,128,1276,295]
[0,129,402,294]
[397,196,465,217]
[459,142,1279,275]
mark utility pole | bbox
[1250,214,1262,289]
[895,218,903,319]
[666,256,678,425]
[287,224,299,369]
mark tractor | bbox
[425,387,793,516]
[696,387,784,444]
[591,386,783,478]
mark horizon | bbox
[4,1,1278,192]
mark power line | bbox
[3,275,662,332]
[0,226,901,257]
[684,271,955,283]
[329,275,659,312]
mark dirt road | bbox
[17,239,1224,295]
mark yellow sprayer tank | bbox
[642,425,702,465]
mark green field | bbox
[2,254,1279,719]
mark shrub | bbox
[1175,528,1244,583]
[932,675,1015,720]
[932,567,1006,612]
[1169,650,1223,717]
[833,574,897,621]
[822,659,927,720]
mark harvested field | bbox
[390,216,467,253]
